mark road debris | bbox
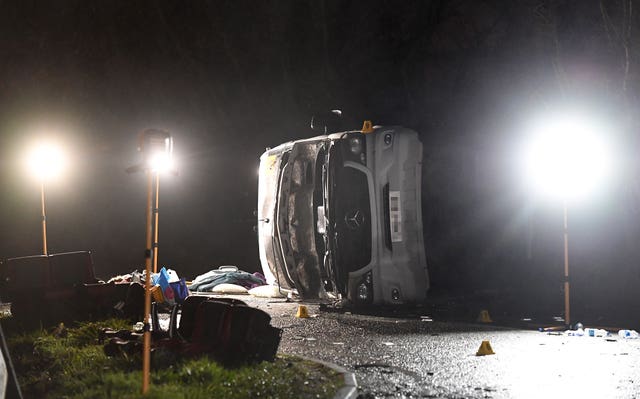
[618,329,639,339]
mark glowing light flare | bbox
[26,142,67,181]
[523,118,613,201]
[147,152,174,174]
[142,134,174,174]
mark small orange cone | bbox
[477,310,493,323]
[476,340,495,356]
[295,305,310,318]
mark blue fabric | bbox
[157,267,176,304]
[170,278,189,303]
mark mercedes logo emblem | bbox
[344,209,364,230]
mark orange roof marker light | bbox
[361,120,374,134]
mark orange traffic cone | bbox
[476,340,495,356]
[477,310,493,323]
[295,305,310,318]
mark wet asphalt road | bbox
[218,295,640,399]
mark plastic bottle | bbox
[584,328,608,337]
[618,329,639,339]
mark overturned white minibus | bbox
[257,124,428,305]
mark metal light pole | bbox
[141,169,164,392]
[126,128,173,395]
[40,181,48,255]
[524,116,611,328]
[563,201,570,327]
[153,173,160,274]
[142,170,153,393]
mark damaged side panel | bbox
[277,141,328,299]
[257,147,291,288]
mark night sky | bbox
[1,1,639,319]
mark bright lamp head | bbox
[148,151,174,173]
[27,142,67,181]
[523,116,612,202]
[139,129,174,174]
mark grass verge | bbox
[4,319,343,399]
